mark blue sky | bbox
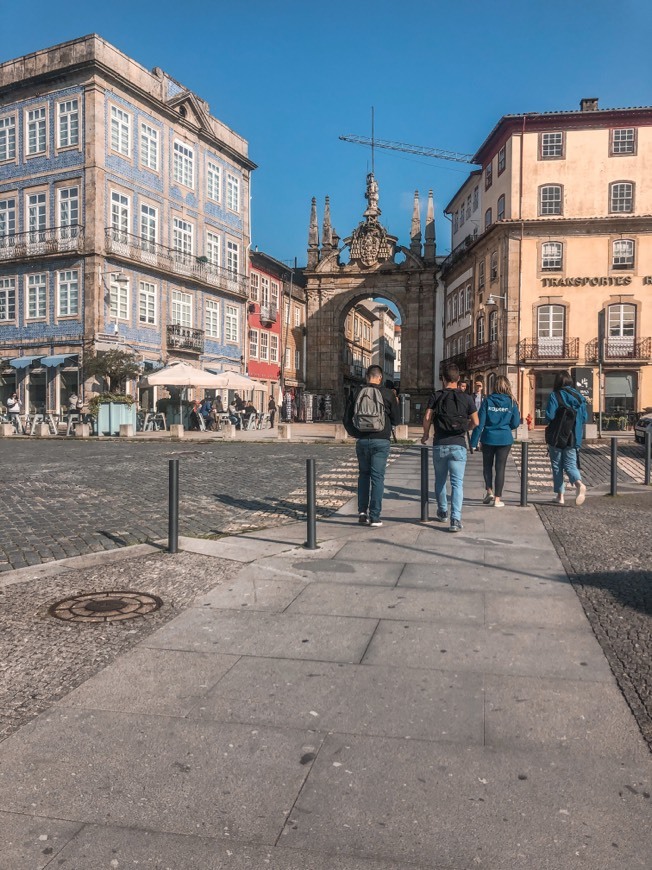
[2,0,652,266]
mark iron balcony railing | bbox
[439,351,468,373]
[440,234,474,275]
[166,323,205,354]
[259,304,278,323]
[105,228,247,297]
[466,340,498,369]
[585,336,651,363]
[0,225,84,260]
[517,337,579,362]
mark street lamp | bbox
[486,293,507,306]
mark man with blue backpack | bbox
[344,365,400,527]
[545,370,588,506]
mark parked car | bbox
[634,413,652,444]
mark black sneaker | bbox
[449,519,463,533]
[434,509,448,522]
[358,513,369,525]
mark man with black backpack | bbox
[544,370,588,506]
[344,365,400,527]
[421,363,479,532]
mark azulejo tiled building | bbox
[441,98,652,427]
[0,34,254,413]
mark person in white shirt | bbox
[6,392,22,432]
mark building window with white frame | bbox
[57,269,79,316]
[284,346,291,368]
[472,185,479,211]
[140,123,159,170]
[537,305,565,355]
[452,292,458,320]
[27,192,47,239]
[259,330,269,361]
[226,173,240,212]
[489,310,498,342]
[294,305,301,327]
[0,276,16,321]
[539,184,562,215]
[540,132,564,159]
[57,99,79,148]
[476,315,485,345]
[270,334,279,363]
[173,217,193,255]
[250,272,259,301]
[295,349,301,370]
[497,194,505,221]
[205,298,220,338]
[171,289,192,327]
[27,273,47,320]
[465,284,472,312]
[0,197,16,238]
[173,141,194,187]
[225,304,239,342]
[249,328,259,358]
[207,161,221,202]
[110,106,131,156]
[459,204,465,227]
[206,230,220,266]
[612,238,635,270]
[497,145,506,174]
[610,181,634,213]
[26,107,46,155]
[58,186,79,237]
[271,281,279,310]
[110,275,129,321]
[260,275,270,306]
[138,281,156,325]
[466,195,471,220]
[608,303,635,337]
[140,204,157,251]
[458,289,464,316]
[611,128,636,156]
[465,333,471,350]
[490,251,498,280]
[484,207,492,229]
[477,260,485,289]
[0,115,16,162]
[111,191,130,239]
[485,160,493,190]
[226,240,239,273]
[541,241,563,271]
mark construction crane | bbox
[339,134,477,166]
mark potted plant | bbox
[84,350,141,435]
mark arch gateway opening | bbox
[303,174,442,421]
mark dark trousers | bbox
[482,444,512,498]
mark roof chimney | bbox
[580,97,599,112]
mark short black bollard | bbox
[305,458,318,549]
[168,458,179,553]
[609,437,618,497]
[520,441,529,507]
[420,446,429,522]
[645,431,651,486]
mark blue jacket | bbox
[470,392,521,448]
[545,387,587,448]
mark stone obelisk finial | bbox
[322,196,333,250]
[307,196,319,268]
[410,190,422,256]
[424,189,436,264]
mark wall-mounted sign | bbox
[541,276,635,288]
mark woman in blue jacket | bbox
[545,371,588,506]
[470,376,521,507]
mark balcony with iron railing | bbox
[0,225,84,261]
[166,323,204,354]
[466,340,499,369]
[259,304,278,324]
[517,337,579,363]
[439,351,468,376]
[585,336,651,363]
[105,228,247,297]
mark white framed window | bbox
[140,123,159,170]
[27,192,47,237]
[110,275,129,321]
[171,289,192,327]
[58,186,79,231]
[608,303,635,337]
[465,284,472,312]
[259,330,269,361]
[57,99,79,148]
[447,298,452,324]
[138,281,157,325]
[489,310,498,342]
[484,207,492,229]
[477,261,485,288]
[249,328,259,358]
[26,107,46,155]
[476,315,485,344]
[0,276,16,321]
[537,304,565,339]
[205,299,220,338]
[294,306,301,327]
[466,195,471,220]
[0,197,16,237]
[111,191,130,236]
[465,333,471,350]
[225,304,239,342]
[459,205,465,227]
[485,161,493,190]
[271,281,279,309]
[260,275,270,306]
[57,269,79,316]
[0,115,17,162]
[452,292,458,320]
[270,334,279,363]
[490,251,498,280]
[497,145,506,174]
[610,181,634,213]
[295,349,301,370]
[612,238,635,269]
[497,194,505,221]
[539,184,562,215]
[226,240,239,273]
[207,161,221,202]
[472,185,479,211]
[226,173,240,211]
[540,132,564,158]
[611,128,635,156]
[250,272,259,301]
[173,141,194,187]
[140,204,157,250]
[541,241,563,271]
[110,105,131,156]
[173,217,193,254]
[206,231,220,266]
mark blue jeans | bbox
[433,444,468,522]
[356,438,391,522]
[548,446,581,493]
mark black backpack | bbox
[545,390,577,449]
[431,390,469,437]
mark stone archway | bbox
[304,175,441,420]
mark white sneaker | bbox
[493,498,505,508]
[575,482,586,506]
[552,493,565,505]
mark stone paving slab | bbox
[145,607,378,663]
[484,591,591,629]
[397,561,573,595]
[259,556,405,587]
[279,734,652,869]
[336,539,486,564]
[192,573,306,611]
[0,811,82,870]
[0,709,322,843]
[191,657,484,744]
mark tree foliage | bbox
[84,350,141,393]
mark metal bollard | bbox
[305,458,318,549]
[520,442,529,507]
[420,446,429,522]
[645,431,651,487]
[168,458,179,553]
[609,437,618,497]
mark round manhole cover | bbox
[48,591,163,623]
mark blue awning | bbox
[9,355,42,369]
[40,355,78,368]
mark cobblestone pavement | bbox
[0,441,380,572]
[538,493,652,750]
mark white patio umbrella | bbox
[142,362,226,388]
[207,371,259,390]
